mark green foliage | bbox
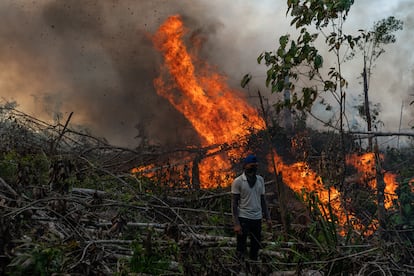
[130,243,169,274]
[360,16,403,49]
[302,190,338,246]
[384,148,414,179]
[20,154,50,186]
[390,178,414,242]
[0,152,50,188]
[287,0,354,28]
[253,0,403,131]
[7,244,65,276]
[256,29,321,111]
[129,231,180,275]
[0,151,19,184]
[253,0,361,115]
[360,19,403,69]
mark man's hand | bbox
[234,224,242,235]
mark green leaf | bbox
[276,79,285,92]
[265,70,273,87]
[303,31,311,43]
[240,74,252,88]
[314,54,323,69]
[257,53,264,64]
[279,35,289,49]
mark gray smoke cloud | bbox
[0,0,412,148]
[344,0,414,140]
[0,0,203,147]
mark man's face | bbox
[244,163,258,175]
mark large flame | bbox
[152,15,265,146]
[151,15,265,188]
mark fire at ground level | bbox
[131,132,408,237]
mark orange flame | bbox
[267,151,399,235]
[131,164,156,176]
[383,172,398,208]
[267,151,347,230]
[346,153,398,209]
[152,15,265,146]
[151,15,265,188]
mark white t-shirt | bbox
[231,172,265,220]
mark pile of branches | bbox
[0,105,413,275]
[0,105,256,274]
[0,177,233,274]
[2,172,413,275]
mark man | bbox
[231,154,271,262]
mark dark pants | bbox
[236,217,262,261]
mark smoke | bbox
[346,0,414,137]
[0,0,412,147]
[0,0,202,147]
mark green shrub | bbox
[7,244,64,276]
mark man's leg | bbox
[236,217,249,260]
[249,219,262,261]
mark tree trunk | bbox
[363,58,373,151]
[191,155,201,190]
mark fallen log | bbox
[71,188,106,197]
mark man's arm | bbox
[261,194,271,222]
[232,193,241,226]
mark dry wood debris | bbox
[0,106,413,275]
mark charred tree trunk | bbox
[191,154,201,190]
[363,58,373,151]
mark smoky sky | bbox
[0,0,412,148]
[0,0,206,147]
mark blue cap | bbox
[244,154,258,165]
